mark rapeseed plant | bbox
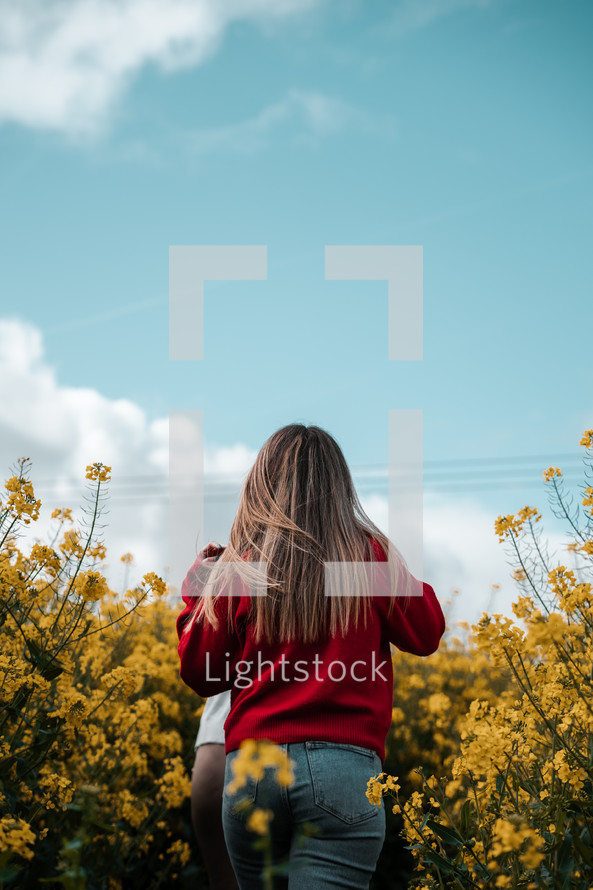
[367,429,593,888]
[0,460,198,888]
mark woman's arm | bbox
[176,545,243,697]
[369,539,446,656]
[380,579,446,656]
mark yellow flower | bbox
[579,429,593,448]
[520,838,546,869]
[167,839,192,866]
[246,808,273,836]
[0,816,36,860]
[543,466,562,481]
[511,595,534,619]
[156,757,190,809]
[445,780,461,799]
[85,462,112,482]
[226,740,295,794]
[492,817,526,852]
[142,572,167,597]
[117,789,149,828]
[552,750,571,783]
[51,507,73,522]
[490,817,545,869]
[515,505,541,530]
[29,543,61,576]
[3,475,41,524]
[365,775,386,807]
[59,528,84,558]
[38,772,74,812]
[73,570,109,603]
[275,766,294,787]
[89,542,107,561]
[384,775,401,792]
[494,514,517,541]
[101,666,139,699]
[50,691,89,728]
[426,693,451,716]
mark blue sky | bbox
[1,0,591,616]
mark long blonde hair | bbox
[184,424,412,645]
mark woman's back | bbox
[177,538,444,764]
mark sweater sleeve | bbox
[369,540,446,656]
[176,550,244,697]
[377,579,446,656]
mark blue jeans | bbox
[222,742,386,890]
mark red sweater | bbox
[176,541,445,763]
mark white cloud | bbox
[0,317,255,590]
[0,0,326,136]
[0,318,158,470]
[383,0,502,37]
[204,443,257,477]
[0,317,171,579]
[359,489,570,628]
[181,88,387,156]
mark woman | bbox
[177,424,445,890]
[190,690,236,890]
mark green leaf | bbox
[0,864,22,883]
[268,861,292,877]
[573,831,593,866]
[426,819,464,848]
[421,849,457,874]
[420,811,432,830]
[38,868,87,888]
[460,799,472,835]
[62,838,84,853]
[25,638,65,681]
[556,835,574,886]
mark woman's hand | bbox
[200,541,225,562]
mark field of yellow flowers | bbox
[369,430,593,889]
[1,432,592,888]
[0,461,202,888]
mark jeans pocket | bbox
[223,750,259,822]
[305,742,382,824]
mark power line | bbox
[30,476,589,503]
[26,452,589,490]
